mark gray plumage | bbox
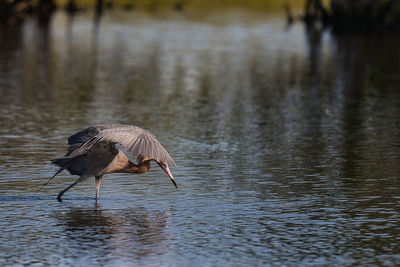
[43,124,177,202]
[68,125,176,166]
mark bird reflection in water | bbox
[56,206,172,262]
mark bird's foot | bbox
[55,182,76,202]
[57,191,64,202]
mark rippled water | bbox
[1,9,400,266]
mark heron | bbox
[44,125,176,202]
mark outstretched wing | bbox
[66,125,118,156]
[69,125,176,166]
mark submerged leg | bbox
[95,176,102,201]
[57,182,78,202]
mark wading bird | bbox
[45,125,176,202]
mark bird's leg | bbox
[95,175,102,201]
[57,182,78,202]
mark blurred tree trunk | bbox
[301,0,400,32]
[304,0,330,28]
[330,0,400,32]
[1,0,34,25]
[96,0,103,17]
[0,0,9,23]
[37,0,56,26]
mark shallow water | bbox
[1,9,400,266]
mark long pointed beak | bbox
[159,162,177,188]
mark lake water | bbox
[1,8,400,266]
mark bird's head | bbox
[156,161,177,189]
[137,155,177,188]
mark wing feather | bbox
[70,125,176,165]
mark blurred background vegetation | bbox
[1,0,306,12]
[2,0,400,32]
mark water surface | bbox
[0,9,400,266]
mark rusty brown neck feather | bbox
[124,160,150,174]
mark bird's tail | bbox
[38,158,70,192]
[51,157,71,168]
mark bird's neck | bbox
[125,160,150,174]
